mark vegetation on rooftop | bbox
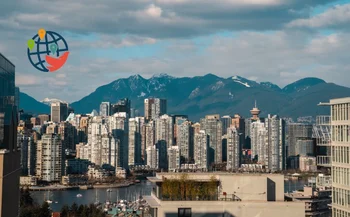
[161,174,219,201]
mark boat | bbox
[107,189,112,192]
[46,200,53,204]
[76,194,83,198]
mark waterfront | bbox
[31,180,153,211]
[30,179,307,211]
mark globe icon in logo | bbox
[27,30,69,72]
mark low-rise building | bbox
[299,156,317,172]
[61,175,88,186]
[20,176,37,186]
[285,186,331,217]
[65,158,90,175]
[144,173,305,217]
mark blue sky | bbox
[1,0,350,102]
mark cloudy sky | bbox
[1,0,350,102]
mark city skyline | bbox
[1,0,350,102]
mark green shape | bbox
[50,44,58,55]
[27,39,35,50]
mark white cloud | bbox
[287,4,350,29]
[145,4,163,17]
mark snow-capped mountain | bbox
[19,73,350,121]
[41,98,67,106]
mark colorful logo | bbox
[27,28,69,72]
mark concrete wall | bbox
[156,200,305,217]
[156,173,285,202]
[0,151,21,217]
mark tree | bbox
[20,188,33,207]
[61,205,70,217]
[39,202,51,217]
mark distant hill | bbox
[19,92,50,115]
[61,74,350,120]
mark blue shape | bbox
[27,31,69,72]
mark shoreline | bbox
[25,181,137,191]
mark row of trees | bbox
[60,203,106,217]
[20,188,51,217]
[161,174,218,200]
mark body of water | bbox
[31,181,153,212]
[30,179,307,212]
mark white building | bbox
[323,97,350,217]
[200,114,222,164]
[251,120,267,164]
[142,121,155,163]
[85,113,129,169]
[194,130,209,171]
[108,112,129,169]
[146,145,159,169]
[251,115,285,172]
[144,98,167,120]
[155,114,174,149]
[128,117,145,166]
[36,134,63,182]
[176,120,193,163]
[100,102,111,117]
[226,126,240,171]
[168,146,180,172]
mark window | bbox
[178,208,191,217]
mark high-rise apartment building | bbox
[266,115,285,171]
[313,116,332,170]
[176,120,193,163]
[51,102,68,123]
[194,130,209,171]
[322,97,350,216]
[38,114,50,125]
[59,121,75,150]
[128,117,145,166]
[111,98,131,116]
[221,115,232,135]
[287,123,313,157]
[168,146,180,172]
[200,114,222,164]
[155,114,174,150]
[0,53,20,217]
[36,134,63,182]
[226,126,240,171]
[108,113,129,169]
[100,102,111,117]
[144,98,167,120]
[17,131,36,176]
[142,121,155,163]
[251,115,285,172]
[146,145,158,169]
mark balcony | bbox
[317,156,331,167]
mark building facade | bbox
[200,114,222,164]
[0,53,20,217]
[51,102,68,123]
[144,98,167,120]
[145,173,305,217]
[327,97,350,217]
[194,130,209,171]
[36,134,63,182]
[128,117,144,166]
[226,126,240,171]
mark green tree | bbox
[60,205,70,217]
[20,188,33,207]
[39,202,51,217]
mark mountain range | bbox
[20,74,350,121]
